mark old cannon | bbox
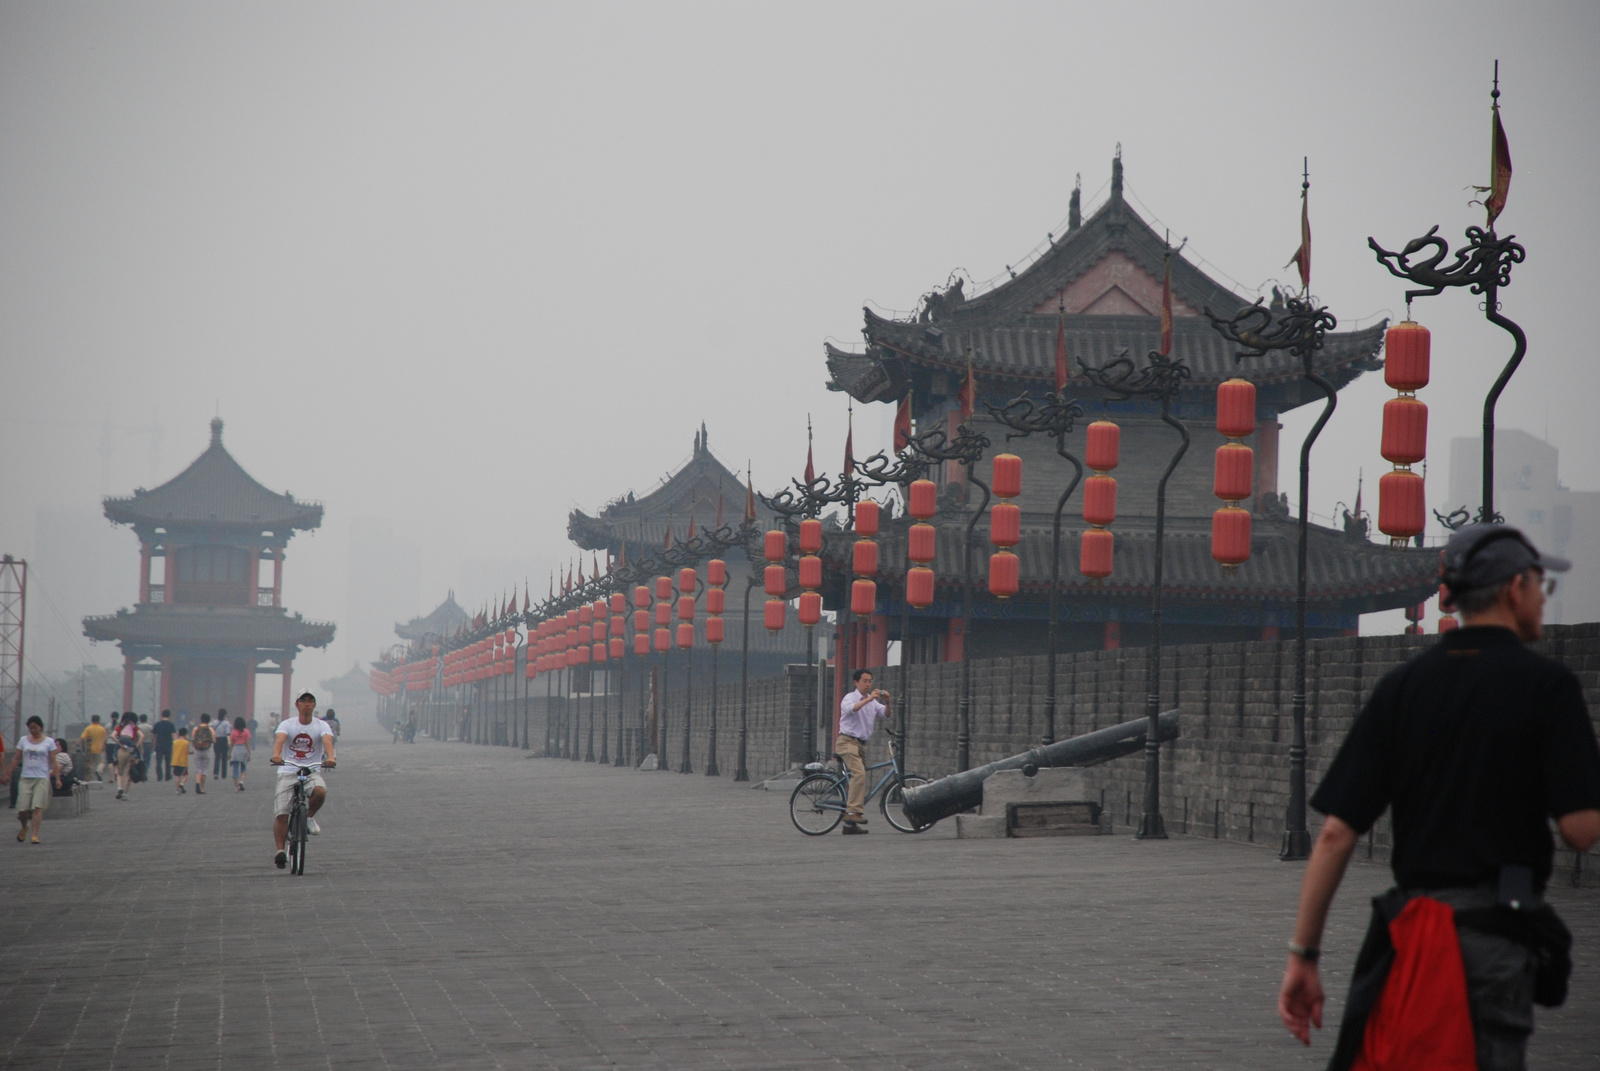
[899,710,1180,830]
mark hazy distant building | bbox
[346,517,421,665]
[319,662,374,727]
[83,419,336,718]
[396,593,471,646]
[1450,430,1600,625]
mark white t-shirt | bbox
[275,717,332,773]
[18,736,58,779]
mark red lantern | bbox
[655,576,673,601]
[989,502,1021,548]
[908,479,937,520]
[798,591,822,626]
[654,602,671,626]
[1080,528,1113,579]
[1378,470,1425,544]
[798,555,822,589]
[677,595,694,620]
[799,518,822,554]
[706,617,725,644]
[575,644,590,664]
[1385,321,1430,392]
[1086,421,1120,471]
[592,618,607,640]
[764,530,786,561]
[1082,475,1117,527]
[992,454,1022,499]
[676,623,693,648]
[577,623,591,644]
[908,523,936,564]
[852,540,878,576]
[634,634,650,656]
[988,551,1019,599]
[1216,378,1256,439]
[855,500,880,537]
[1380,397,1428,466]
[706,588,725,615]
[633,609,649,632]
[609,637,624,659]
[764,564,786,596]
[906,567,935,608]
[764,599,785,631]
[1439,615,1459,633]
[851,579,876,616]
[1211,506,1251,567]
[577,605,592,625]
[611,614,625,637]
[1213,443,1254,502]
[653,627,670,652]
[633,585,650,608]
[707,559,727,587]
[609,592,626,615]
[678,567,696,594]
[592,642,607,663]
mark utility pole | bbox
[0,556,26,743]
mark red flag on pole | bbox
[744,464,757,523]
[1054,307,1069,393]
[893,392,912,453]
[1477,65,1512,226]
[664,517,673,550]
[1285,159,1311,292]
[958,356,975,423]
[1158,253,1174,357]
[577,559,584,586]
[804,419,815,485]
[843,408,854,478]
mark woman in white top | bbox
[112,712,142,800]
[4,716,61,843]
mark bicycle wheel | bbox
[289,801,308,875]
[789,773,846,836]
[881,776,932,833]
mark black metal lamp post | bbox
[1079,350,1191,840]
[735,568,756,781]
[1206,292,1336,860]
[985,390,1086,745]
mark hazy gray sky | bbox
[5,2,1598,685]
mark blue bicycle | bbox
[788,739,931,835]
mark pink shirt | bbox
[838,691,887,740]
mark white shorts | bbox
[190,748,210,774]
[273,771,327,817]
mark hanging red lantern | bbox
[592,617,607,640]
[798,591,823,626]
[906,567,935,608]
[707,559,727,586]
[634,634,650,656]
[1082,475,1117,527]
[851,579,876,615]
[676,623,693,648]
[1385,321,1430,391]
[1378,470,1425,543]
[764,564,786,596]
[677,595,694,620]
[988,551,1019,599]
[655,575,673,601]
[1086,421,1120,472]
[609,637,624,659]
[609,592,626,615]
[1211,507,1251,568]
[654,602,671,627]
[593,642,607,663]
[764,530,786,561]
[577,622,591,644]
[764,599,785,631]
[855,500,880,537]
[1380,397,1428,466]
[852,541,878,576]
[1439,615,1460,633]
[992,454,1022,499]
[653,627,670,652]
[1216,378,1257,439]
[799,518,822,554]
[798,555,822,589]
[678,567,696,594]
[989,503,1021,548]
[908,479,938,520]
[706,617,725,644]
[706,588,725,614]
[1213,443,1254,502]
[577,605,592,626]
[634,585,650,608]
[633,609,649,632]
[575,643,591,664]
[1080,528,1113,579]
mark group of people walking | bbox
[77,708,257,800]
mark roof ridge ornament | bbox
[1111,145,1123,206]
[210,417,223,446]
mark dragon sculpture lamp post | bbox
[1079,351,1191,841]
[1204,293,1337,861]
[985,391,1086,746]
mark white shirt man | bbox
[835,669,891,832]
[269,692,337,869]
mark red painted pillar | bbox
[163,544,176,603]
[122,656,135,711]
[159,656,172,712]
[867,613,890,669]
[281,655,293,719]
[945,616,964,662]
[272,549,283,608]
[139,543,151,604]
[248,547,261,606]
[1103,621,1121,650]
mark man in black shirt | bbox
[151,710,176,782]
[1279,524,1600,1069]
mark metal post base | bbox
[1135,814,1168,840]
[1280,829,1311,861]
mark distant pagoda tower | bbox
[84,418,335,720]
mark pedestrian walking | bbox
[79,715,108,782]
[5,716,62,843]
[171,728,190,793]
[138,715,153,774]
[230,717,252,791]
[152,710,176,782]
[1279,525,1600,1069]
[213,712,232,779]
[112,712,142,800]
[190,714,214,794]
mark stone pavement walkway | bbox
[1,725,1595,1070]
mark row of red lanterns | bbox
[1377,320,1429,545]
[1212,377,1255,569]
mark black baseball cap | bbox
[1439,524,1569,604]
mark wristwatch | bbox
[1287,942,1320,964]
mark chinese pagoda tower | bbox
[84,419,335,720]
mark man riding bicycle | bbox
[837,669,891,833]
[270,691,337,870]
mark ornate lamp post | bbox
[1078,349,1191,840]
[676,564,698,774]
[705,556,726,776]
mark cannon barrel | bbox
[899,710,1180,830]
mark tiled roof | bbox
[395,594,470,642]
[82,605,336,649]
[103,419,323,531]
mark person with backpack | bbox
[112,712,142,800]
[190,715,215,794]
[213,712,232,780]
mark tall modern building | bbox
[83,419,336,719]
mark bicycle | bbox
[789,739,932,835]
[282,761,323,875]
